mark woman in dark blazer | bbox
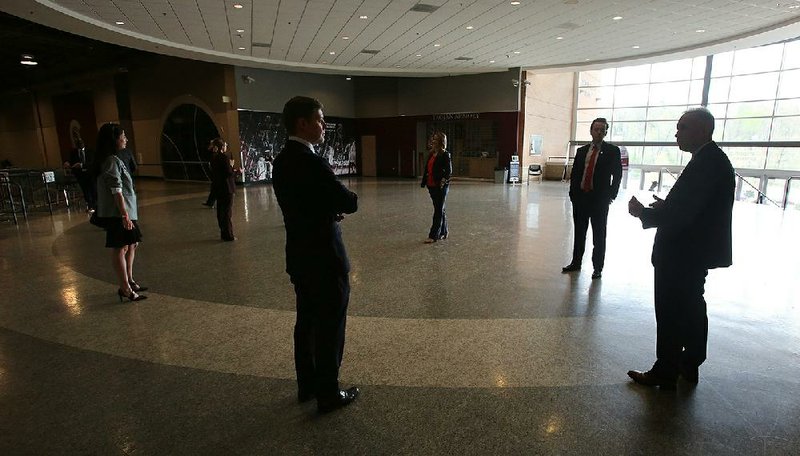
[93,123,147,302]
[420,131,452,243]
[209,138,237,241]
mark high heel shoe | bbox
[128,280,148,292]
[118,288,148,302]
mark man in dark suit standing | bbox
[65,139,96,212]
[627,108,734,389]
[563,118,622,279]
[272,96,360,413]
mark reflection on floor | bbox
[1,178,798,455]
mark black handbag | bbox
[89,212,110,229]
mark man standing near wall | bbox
[627,108,734,389]
[272,96,360,413]
[562,118,622,279]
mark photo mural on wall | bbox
[238,109,357,183]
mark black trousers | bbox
[652,264,708,378]
[215,192,234,240]
[75,172,96,210]
[427,185,449,240]
[570,197,610,271]
[291,273,350,400]
[205,184,216,206]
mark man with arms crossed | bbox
[627,108,734,389]
[273,96,360,413]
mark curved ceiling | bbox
[3,0,800,77]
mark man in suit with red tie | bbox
[563,118,622,279]
[273,96,360,413]
[627,108,734,389]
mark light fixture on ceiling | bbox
[556,36,563,40]
[359,15,368,19]
[329,51,336,55]
[115,21,125,25]
[346,77,352,80]
[238,47,246,50]
[236,29,245,33]
[20,60,38,66]
[434,43,441,47]
[632,45,640,49]
[466,26,474,30]
[342,36,350,40]
[21,54,34,60]
[489,60,495,63]
[233,3,243,9]
[416,54,422,57]
[585,58,590,61]
[612,16,622,20]
[511,1,521,5]
[513,51,520,54]
[696,29,706,33]
[395,65,401,68]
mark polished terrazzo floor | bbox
[1,178,799,455]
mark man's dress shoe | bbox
[317,387,360,413]
[561,264,581,273]
[591,270,602,279]
[627,370,677,390]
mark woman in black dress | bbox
[93,123,147,302]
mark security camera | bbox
[241,75,256,84]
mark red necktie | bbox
[581,146,598,192]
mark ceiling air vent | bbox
[454,57,473,61]
[409,3,440,13]
[252,42,271,48]
[361,49,380,54]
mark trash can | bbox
[494,168,507,184]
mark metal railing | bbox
[784,176,800,210]
[0,172,28,224]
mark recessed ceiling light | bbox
[612,16,622,20]
[359,15,368,19]
[238,47,246,50]
[233,4,243,9]
[513,51,520,54]
[489,60,495,63]
[585,58,590,61]
[342,36,350,40]
[236,29,245,33]
[322,61,328,64]
[329,51,336,55]
[416,54,422,57]
[696,29,706,33]
[434,43,441,47]
[632,45,640,49]
[556,36,563,40]
[395,65,400,68]
[466,26,474,30]
[511,1,521,5]
[791,4,800,9]
[115,21,125,25]
[346,77,352,80]
[20,60,38,66]
[21,54,34,60]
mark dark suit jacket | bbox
[69,147,90,177]
[210,152,236,196]
[420,151,453,188]
[569,141,622,203]
[273,140,358,277]
[116,148,137,174]
[640,141,734,270]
